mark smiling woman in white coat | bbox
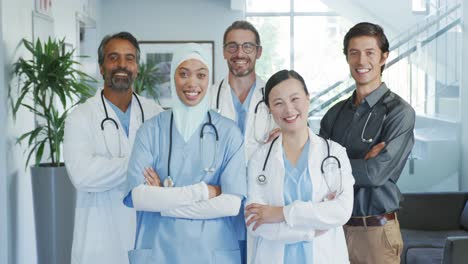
[245,70,355,264]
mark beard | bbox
[104,67,135,91]
[229,65,254,77]
[228,57,255,77]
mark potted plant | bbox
[9,37,95,264]
[134,61,162,103]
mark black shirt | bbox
[319,83,415,216]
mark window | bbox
[246,0,353,96]
[412,0,428,13]
[246,0,464,193]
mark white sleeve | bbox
[64,109,129,192]
[246,213,315,243]
[283,146,355,229]
[160,194,242,219]
[131,182,209,212]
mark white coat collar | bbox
[91,89,144,148]
[217,75,265,120]
[269,129,326,202]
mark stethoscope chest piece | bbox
[257,173,267,185]
[163,177,174,188]
[257,137,279,186]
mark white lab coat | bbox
[246,130,354,264]
[210,76,275,160]
[63,89,162,264]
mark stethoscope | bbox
[256,136,342,197]
[164,111,219,188]
[100,90,145,156]
[215,79,272,143]
[100,90,145,130]
[330,90,391,143]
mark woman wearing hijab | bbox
[124,43,246,263]
[245,70,354,264]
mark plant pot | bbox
[31,165,76,264]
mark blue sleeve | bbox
[218,123,247,199]
[123,118,159,207]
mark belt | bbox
[345,212,396,227]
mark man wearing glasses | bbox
[210,20,275,264]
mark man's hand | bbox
[364,142,386,160]
[207,185,221,199]
[245,203,285,231]
[265,128,281,143]
[144,167,161,186]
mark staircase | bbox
[307,1,463,192]
[308,1,462,117]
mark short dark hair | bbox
[265,70,309,107]
[223,20,261,46]
[343,22,389,73]
[98,32,140,66]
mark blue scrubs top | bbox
[124,110,246,264]
[282,139,313,263]
[106,98,132,137]
[230,84,256,264]
[230,82,256,135]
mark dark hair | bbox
[223,20,261,46]
[264,70,309,107]
[98,32,140,66]
[343,22,389,73]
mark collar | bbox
[225,74,264,92]
[271,129,324,160]
[350,82,389,108]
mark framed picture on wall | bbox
[32,11,54,41]
[138,40,215,108]
[35,0,53,17]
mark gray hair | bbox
[98,32,140,66]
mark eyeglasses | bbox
[223,42,260,54]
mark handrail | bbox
[386,17,461,69]
[391,3,460,52]
[309,3,461,107]
[308,3,461,116]
[309,80,342,104]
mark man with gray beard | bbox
[63,32,162,264]
[209,20,277,264]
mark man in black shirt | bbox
[320,22,415,264]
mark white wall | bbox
[3,2,37,263]
[2,0,97,263]
[0,0,9,261]
[97,0,243,83]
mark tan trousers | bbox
[344,217,404,264]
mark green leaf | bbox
[9,36,97,167]
[24,138,46,169]
[35,140,46,166]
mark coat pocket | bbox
[128,249,153,264]
[213,249,241,264]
